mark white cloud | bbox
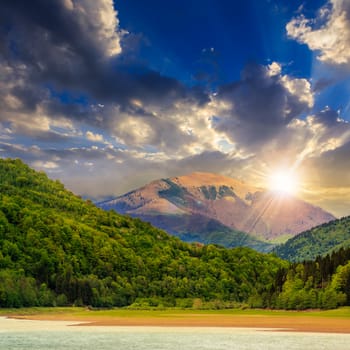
[287,0,350,65]
[116,117,155,146]
[281,75,314,108]
[62,0,74,11]
[0,124,12,140]
[86,131,104,142]
[32,160,59,169]
[74,0,123,57]
[267,62,282,76]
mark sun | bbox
[268,170,299,195]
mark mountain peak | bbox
[99,172,335,250]
[169,172,248,187]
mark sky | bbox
[1,0,350,217]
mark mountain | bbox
[98,172,335,250]
[0,158,286,308]
[274,216,350,262]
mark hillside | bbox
[99,172,335,250]
[0,158,286,308]
[274,216,350,262]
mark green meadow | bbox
[2,306,350,319]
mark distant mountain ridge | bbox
[98,172,335,250]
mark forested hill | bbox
[0,158,286,308]
[274,216,350,262]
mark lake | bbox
[1,317,350,350]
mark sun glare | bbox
[268,170,299,195]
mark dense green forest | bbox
[274,216,350,262]
[273,246,350,309]
[0,158,349,310]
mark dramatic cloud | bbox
[0,0,207,130]
[0,0,350,217]
[1,0,122,62]
[213,63,313,151]
[0,0,121,141]
[287,0,350,65]
[0,0,122,99]
[0,0,209,153]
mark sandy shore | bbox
[8,312,350,333]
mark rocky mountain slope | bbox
[99,172,335,249]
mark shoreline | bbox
[2,315,350,350]
[4,308,350,334]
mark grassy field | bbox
[1,306,350,317]
[1,306,350,319]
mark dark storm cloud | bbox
[214,63,312,150]
[0,0,208,121]
[12,127,71,143]
[0,0,122,66]
[89,63,207,107]
[313,108,340,126]
[312,78,335,92]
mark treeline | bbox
[0,158,350,310]
[273,247,350,309]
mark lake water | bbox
[1,317,350,350]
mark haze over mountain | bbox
[99,172,335,249]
